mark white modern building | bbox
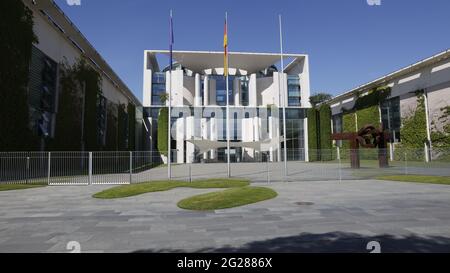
[22,0,142,150]
[328,48,450,158]
[142,50,311,163]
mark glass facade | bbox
[332,114,343,147]
[151,72,166,106]
[380,97,401,142]
[280,108,306,160]
[287,75,301,106]
[212,75,234,106]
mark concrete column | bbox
[304,118,309,162]
[204,75,209,106]
[176,117,185,164]
[186,116,195,163]
[209,78,217,105]
[202,118,208,160]
[249,73,257,107]
[233,77,241,106]
[210,117,217,159]
[195,73,202,107]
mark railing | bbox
[0,148,449,185]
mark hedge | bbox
[117,103,128,151]
[307,105,332,161]
[357,105,381,128]
[319,104,332,160]
[157,107,169,156]
[127,103,136,151]
[0,0,38,151]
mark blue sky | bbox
[54,0,450,101]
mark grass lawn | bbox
[93,178,250,199]
[376,175,450,185]
[177,186,278,211]
[0,183,47,192]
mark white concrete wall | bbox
[32,9,132,106]
[183,75,195,106]
[166,70,184,106]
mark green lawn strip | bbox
[177,186,278,211]
[376,175,450,185]
[92,178,250,199]
[0,183,47,191]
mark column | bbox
[203,75,209,106]
[233,77,241,106]
[249,73,257,106]
[195,73,202,107]
[143,69,152,107]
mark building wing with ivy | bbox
[2,0,143,152]
[325,49,450,160]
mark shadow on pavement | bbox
[134,232,450,253]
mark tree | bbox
[309,93,333,107]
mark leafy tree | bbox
[309,93,333,107]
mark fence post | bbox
[336,147,341,160]
[89,152,92,185]
[389,143,394,162]
[424,143,430,163]
[47,152,51,185]
[129,151,133,184]
[404,152,408,175]
[26,156,30,184]
[189,163,192,183]
[338,155,342,183]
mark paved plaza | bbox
[1,179,450,253]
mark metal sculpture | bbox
[332,124,390,169]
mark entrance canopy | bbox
[146,50,307,75]
[187,137,284,154]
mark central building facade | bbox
[142,50,311,163]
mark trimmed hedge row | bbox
[157,107,169,156]
[307,105,332,161]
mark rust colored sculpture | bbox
[332,125,390,169]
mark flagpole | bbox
[168,9,173,180]
[279,14,288,180]
[225,12,231,178]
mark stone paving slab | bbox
[0,180,450,252]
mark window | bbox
[152,73,166,105]
[332,114,343,147]
[380,97,401,142]
[287,75,301,106]
[211,75,234,106]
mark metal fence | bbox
[0,148,449,185]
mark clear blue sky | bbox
[54,0,450,102]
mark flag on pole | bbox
[223,14,228,77]
[169,10,174,71]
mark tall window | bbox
[151,73,166,106]
[212,75,234,106]
[380,97,401,142]
[287,75,301,106]
[332,114,343,147]
[280,109,306,160]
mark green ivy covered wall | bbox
[157,107,169,157]
[0,0,38,151]
[307,105,332,161]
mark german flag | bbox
[223,14,228,77]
